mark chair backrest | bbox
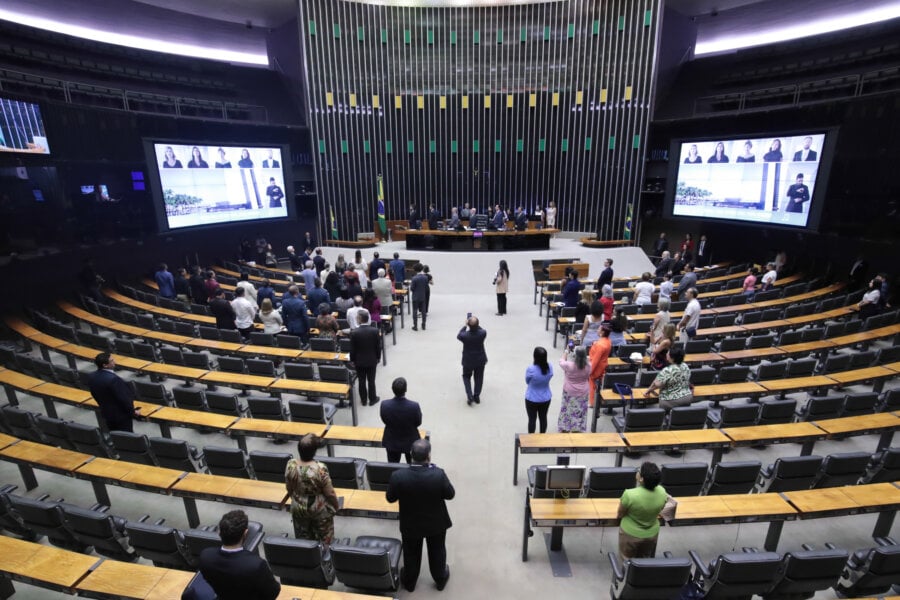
[834,543,900,598]
[217,356,246,374]
[778,330,803,346]
[247,396,286,420]
[700,551,782,598]
[284,362,316,380]
[365,461,409,491]
[318,365,351,384]
[309,337,337,352]
[849,350,877,369]
[756,361,788,381]
[603,372,636,390]
[64,421,116,458]
[148,437,205,472]
[35,415,74,450]
[715,403,760,428]
[246,358,276,377]
[8,494,87,552]
[109,431,155,466]
[263,536,335,588]
[248,451,292,483]
[132,342,158,361]
[331,536,401,592]
[756,455,823,493]
[660,463,708,496]
[799,395,844,421]
[204,446,253,479]
[131,380,173,406]
[861,447,900,484]
[2,406,43,443]
[61,504,136,561]
[717,365,750,383]
[205,391,245,416]
[841,392,878,417]
[318,456,366,489]
[219,329,244,343]
[249,332,276,347]
[160,347,184,365]
[717,337,746,352]
[757,399,797,425]
[175,321,197,337]
[622,408,666,432]
[704,461,761,495]
[747,334,776,349]
[172,386,206,410]
[740,311,762,324]
[667,406,708,431]
[277,334,303,349]
[685,339,713,354]
[182,351,213,370]
[821,353,851,374]
[613,557,693,600]
[767,548,848,598]
[813,452,872,488]
[585,467,637,498]
[124,520,193,569]
[801,327,825,342]
[689,366,717,385]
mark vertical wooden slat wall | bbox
[298,0,662,240]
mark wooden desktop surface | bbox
[0,432,17,450]
[783,486,867,515]
[0,440,93,472]
[228,418,327,438]
[757,376,837,393]
[0,368,44,389]
[172,472,288,506]
[146,406,239,430]
[813,412,900,436]
[722,422,824,444]
[268,378,351,396]
[339,489,397,515]
[77,559,194,599]
[30,381,93,404]
[0,535,97,588]
[623,429,730,449]
[827,366,895,385]
[518,432,627,451]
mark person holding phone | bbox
[558,343,591,433]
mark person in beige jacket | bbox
[494,260,510,315]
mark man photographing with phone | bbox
[457,315,487,406]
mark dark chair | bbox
[217,356,246,374]
[249,332,276,346]
[365,461,409,492]
[132,342,158,362]
[754,455,823,493]
[7,494,88,552]
[183,520,263,568]
[718,365,750,383]
[748,334,777,349]
[666,406,708,431]
[124,518,194,570]
[820,353,851,375]
[876,345,900,365]
[801,327,825,342]
[741,311,762,325]
[834,540,900,598]
[309,337,337,352]
[175,321,198,337]
[319,365,352,385]
[284,362,316,380]
[602,372,637,390]
[690,550,782,599]
[763,546,848,600]
[707,403,760,428]
[204,446,254,479]
[841,392,878,417]
[61,504,137,561]
[660,462,708,496]
[703,461,762,495]
[263,535,335,588]
[35,415,74,450]
[160,347,185,366]
[685,339,714,354]
[860,447,900,484]
[277,335,303,349]
[848,350,877,370]
[608,552,693,600]
[219,329,244,344]
[332,535,402,592]
[756,361,788,381]
[0,485,36,540]
[319,456,367,489]
[288,399,337,425]
[613,408,666,433]
[617,344,648,360]
[812,452,871,488]
[584,467,637,498]
[64,422,116,458]
[689,366,717,385]
[757,399,798,426]
[823,322,847,338]
[795,395,844,422]
[183,351,214,370]
[205,391,248,417]
[1,406,44,443]
[247,396,288,420]
[717,337,747,353]
[248,451,292,483]
[109,431,156,466]
[148,437,205,472]
[878,388,900,412]
[172,386,207,411]
[246,358,278,378]
[714,313,737,328]
[778,330,804,346]
[131,380,174,406]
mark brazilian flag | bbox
[330,206,339,240]
[624,203,633,240]
[377,174,386,235]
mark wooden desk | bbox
[827,365,895,392]
[227,418,327,451]
[141,362,208,383]
[200,371,277,388]
[57,343,150,371]
[757,375,838,396]
[722,422,825,454]
[514,433,626,485]
[232,345,304,359]
[620,429,731,466]
[599,382,767,406]
[73,458,185,507]
[0,432,17,450]
[339,489,398,519]
[813,412,900,451]
[0,440,93,489]
[671,494,797,550]
[268,377,356,425]
[776,340,835,358]
[0,535,98,593]
[144,405,238,438]
[172,472,288,527]
[0,367,45,405]
[77,559,194,599]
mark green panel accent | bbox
[333,23,341,38]
[538,138,546,152]
[592,20,600,35]
[608,136,616,150]
[617,16,625,31]
[520,27,527,42]
[644,10,652,26]
[543,26,550,41]
[340,140,348,154]
[494,139,501,153]
[561,138,569,152]
[429,140,436,153]
[427,29,434,44]
[363,140,371,154]
[496,29,503,43]
[381,28,388,43]
[567,23,575,38]
[451,140,458,153]
[473,139,480,153]
[585,137,592,151]
[633,135,641,149]
[357,27,365,41]
[385,140,393,154]
[516,139,524,152]
[308,20,317,36]
[407,140,414,153]
[473,30,480,44]
[450,30,457,44]
[317,139,326,154]
[404,29,411,44]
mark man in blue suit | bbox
[89,353,140,432]
[281,285,310,345]
[380,377,421,463]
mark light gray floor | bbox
[1,237,896,599]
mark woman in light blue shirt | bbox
[525,346,554,433]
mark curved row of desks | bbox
[0,533,392,600]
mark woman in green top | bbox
[643,346,693,411]
[617,461,667,560]
[285,434,341,545]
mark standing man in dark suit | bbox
[652,232,669,260]
[427,204,441,230]
[89,353,140,432]
[792,137,818,161]
[281,285,310,345]
[596,258,614,290]
[369,251,385,281]
[198,510,280,600]
[694,234,711,267]
[457,316,487,406]
[408,204,420,229]
[350,310,381,406]
[410,264,429,331]
[386,439,454,593]
[380,377,422,463]
[209,289,236,330]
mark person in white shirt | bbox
[345,296,365,332]
[761,263,777,291]
[658,274,673,302]
[231,286,258,340]
[355,264,368,289]
[676,288,701,343]
[631,272,655,306]
[257,298,283,334]
[236,272,257,304]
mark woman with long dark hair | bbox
[524,346,554,433]
[494,259,510,316]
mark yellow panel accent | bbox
[440,96,447,109]
[349,93,357,107]
[552,92,560,106]
[372,94,380,108]
[600,88,608,103]
[395,95,402,109]
[507,94,514,108]
[417,96,425,109]
[484,95,491,109]
[575,90,583,105]
[625,86,633,100]
[325,92,334,106]
[529,93,537,108]
[462,95,469,109]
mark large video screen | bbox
[0,97,51,154]
[146,141,291,231]
[668,132,834,229]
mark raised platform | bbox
[323,239,378,248]
[580,237,633,248]
[406,228,560,251]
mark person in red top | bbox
[599,284,615,321]
[588,324,612,408]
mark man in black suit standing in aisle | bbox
[89,352,140,433]
[694,234,711,267]
[198,510,280,600]
[597,258,614,290]
[457,316,487,406]
[349,310,381,406]
[792,137,818,162]
[386,439,455,593]
[380,377,422,463]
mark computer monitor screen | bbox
[545,465,586,491]
[0,97,51,155]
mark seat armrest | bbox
[607,553,625,581]
[689,550,711,578]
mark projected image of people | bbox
[262,149,280,168]
[684,144,702,164]
[736,141,755,163]
[238,149,253,168]
[188,146,208,168]
[792,137,818,162]
[785,174,810,213]
[266,177,284,208]
[215,148,231,168]
[162,146,183,168]
[763,139,783,162]
[707,142,729,163]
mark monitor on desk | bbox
[545,465,586,491]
